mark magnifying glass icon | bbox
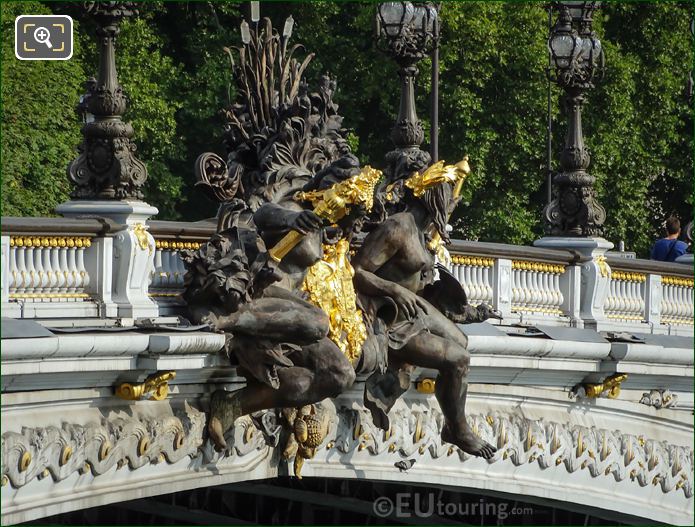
[33,26,53,49]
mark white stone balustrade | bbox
[661,275,694,327]
[2,217,693,334]
[449,255,494,306]
[149,240,200,299]
[7,235,93,302]
[605,270,646,322]
[509,259,566,316]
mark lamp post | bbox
[543,1,605,237]
[430,4,440,163]
[535,1,611,330]
[59,2,158,320]
[67,2,148,200]
[375,1,439,180]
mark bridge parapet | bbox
[2,217,692,334]
[1,218,109,319]
[146,220,213,311]
[2,216,693,525]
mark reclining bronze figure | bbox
[182,17,500,469]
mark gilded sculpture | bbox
[182,17,501,472]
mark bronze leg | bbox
[395,332,496,459]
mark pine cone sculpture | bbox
[303,414,323,448]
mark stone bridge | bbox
[1,216,692,525]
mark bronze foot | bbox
[442,423,497,460]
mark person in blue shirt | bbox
[651,217,688,262]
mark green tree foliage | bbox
[1,1,185,218]
[114,11,186,218]
[589,2,693,254]
[1,1,691,257]
[437,2,552,245]
[1,1,84,217]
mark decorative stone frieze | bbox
[1,403,205,488]
[3,399,691,499]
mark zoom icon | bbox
[15,15,73,60]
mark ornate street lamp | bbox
[375,2,439,180]
[67,2,148,200]
[543,1,606,237]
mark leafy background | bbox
[1,1,692,256]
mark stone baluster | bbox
[151,244,165,290]
[449,256,495,306]
[537,268,547,309]
[482,264,493,305]
[511,264,521,307]
[509,260,566,316]
[148,240,198,298]
[45,242,58,296]
[636,280,645,318]
[174,249,186,289]
[661,278,674,324]
[8,238,21,297]
[605,277,617,315]
[553,270,564,307]
[66,242,78,296]
[644,274,662,327]
[1,235,10,305]
[530,268,541,309]
[682,284,693,322]
[660,276,695,327]
[34,242,48,293]
[472,264,482,302]
[24,243,37,295]
[52,241,66,295]
[76,239,90,295]
[17,242,30,296]
[58,241,71,297]
[605,271,646,322]
[462,260,472,299]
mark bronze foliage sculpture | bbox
[183,17,501,475]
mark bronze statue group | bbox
[182,18,501,468]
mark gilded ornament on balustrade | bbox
[132,223,153,253]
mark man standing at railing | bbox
[651,216,688,262]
